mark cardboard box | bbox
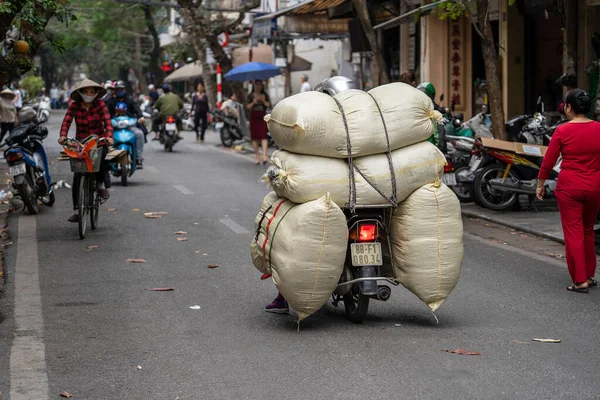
[480,137,547,157]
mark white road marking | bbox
[10,216,50,399]
[173,184,194,195]
[219,217,250,234]
[144,165,160,174]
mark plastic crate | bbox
[69,147,102,173]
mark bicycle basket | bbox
[69,146,102,173]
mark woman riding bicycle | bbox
[58,79,114,222]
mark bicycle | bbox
[63,135,108,239]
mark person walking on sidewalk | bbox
[537,89,600,293]
[0,88,18,143]
[191,82,209,142]
[247,79,270,165]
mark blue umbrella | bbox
[224,62,281,82]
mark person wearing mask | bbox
[246,80,271,165]
[12,82,23,112]
[300,74,311,92]
[0,88,18,143]
[153,84,184,140]
[106,81,148,150]
[57,79,114,222]
[191,82,209,142]
[113,102,145,168]
[537,89,600,293]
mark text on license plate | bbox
[442,173,457,186]
[165,123,177,131]
[215,122,224,129]
[9,163,26,177]
[351,243,383,266]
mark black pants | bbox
[194,111,208,140]
[71,146,108,210]
[0,122,14,143]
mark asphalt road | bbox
[1,111,600,400]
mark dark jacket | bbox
[105,95,142,119]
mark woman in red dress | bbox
[246,80,271,165]
[537,89,600,293]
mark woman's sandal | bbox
[567,284,589,293]
[588,278,598,287]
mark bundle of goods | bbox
[251,82,463,321]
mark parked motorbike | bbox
[213,109,245,147]
[36,96,51,123]
[110,116,140,186]
[445,135,477,203]
[3,118,54,214]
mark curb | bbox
[461,209,565,245]
[0,209,9,294]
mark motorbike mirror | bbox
[481,104,488,113]
[440,93,444,102]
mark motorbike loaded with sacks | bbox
[252,77,464,325]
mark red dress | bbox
[539,121,600,283]
[248,92,269,141]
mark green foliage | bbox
[21,74,44,99]
[435,1,468,20]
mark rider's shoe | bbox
[99,188,110,200]
[137,159,144,169]
[68,213,79,223]
[265,295,289,314]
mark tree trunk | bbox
[143,5,164,86]
[477,0,505,140]
[353,0,390,86]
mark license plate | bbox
[351,243,383,266]
[215,122,224,129]
[165,123,177,131]
[469,157,482,172]
[442,173,457,186]
[9,163,26,177]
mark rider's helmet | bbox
[116,102,128,112]
[114,80,126,89]
[104,80,113,89]
[314,76,356,96]
[417,82,436,102]
[113,80,127,99]
[162,83,171,93]
[148,84,155,91]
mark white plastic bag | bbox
[265,82,441,158]
[264,141,445,207]
[390,183,464,311]
[251,192,348,320]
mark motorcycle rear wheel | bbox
[451,165,474,203]
[17,174,40,215]
[344,286,369,324]
[220,128,234,147]
[473,164,520,211]
[121,162,128,186]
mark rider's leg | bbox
[69,173,81,222]
[96,146,110,200]
[200,112,208,141]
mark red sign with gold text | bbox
[449,19,466,111]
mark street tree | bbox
[177,0,261,106]
[0,0,76,87]
[353,0,390,86]
[437,0,506,140]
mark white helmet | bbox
[148,84,155,90]
[314,76,356,96]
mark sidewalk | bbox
[461,202,564,244]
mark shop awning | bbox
[373,0,445,30]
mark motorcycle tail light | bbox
[166,116,175,123]
[358,223,377,242]
[6,152,23,163]
[444,162,454,173]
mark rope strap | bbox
[332,97,357,212]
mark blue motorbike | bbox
[110,116,139,186]
[3,119,54,214]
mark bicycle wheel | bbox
[78,175,88,239]
[90,179,100,230]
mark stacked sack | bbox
[251,82,464,320]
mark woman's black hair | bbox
[253,80,266,95]
[565,89,592,115]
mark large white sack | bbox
[250,192,348,320]
[264,141,446,208]
[265,82,441,158]
[390,183,463,311]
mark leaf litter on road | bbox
[189,305,201,310]
[532,338,561,343]
[207,264,219,269]
[547,253,564,259]
[87,245,99,250]
[131,208,140,212]
[146,287,174,291]
[108,208,117,211]
[144,212,168,219]
[60,392,73,398]
[174,231,187,235]
[127,259,147,263]
[177,237,189,241]
[442,349,482,355]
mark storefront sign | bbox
[252,17,278,39]
[449,18,466,111]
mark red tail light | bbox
[7,153,23,163]
[166,116,175,123]
[444,162,454,173]
[358,223,377,242]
